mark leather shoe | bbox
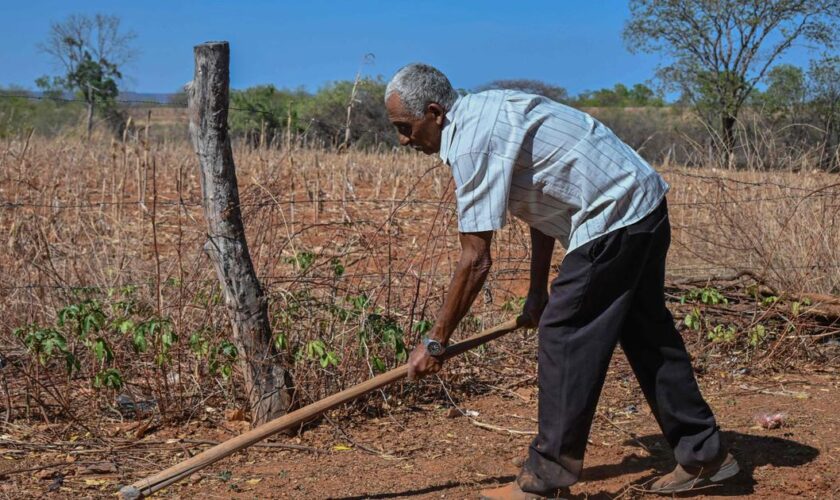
[650,452,739,494]
[479,481,569,499]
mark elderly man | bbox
[384,63,738,499]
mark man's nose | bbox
[399,135,411,146]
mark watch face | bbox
[426,340,444,356]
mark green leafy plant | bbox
[370,356,386,373]
[708,324,737,343]
[681,287,728,305]
[346,294,369,314]
[91,337,114,364]
[57,299,106,338]
[14,324,79,374]
[209,340,239,380]
[93,368,123,389]
[761,295,779,307]
[683,308,703,331]
[189,330,211,357]
[790,299,810,316]
[305,339,340,368]
[329,293,370,322]
[362,314,407,364]
[330,257,345,277]
[413,319,434,335]
[501,296,527,313]
[748,324,767,347]
[287,251,315,272]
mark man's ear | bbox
[427,103,445,125]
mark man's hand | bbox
[406,343,442,380]
[521,291,548,328]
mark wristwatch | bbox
[422,337,446,356]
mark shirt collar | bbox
[438,95,463,164]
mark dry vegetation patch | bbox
[0,138,837,497]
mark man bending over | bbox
[384,63,738,499]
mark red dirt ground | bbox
[45,359,834,499]
[172,361,839,499]
[2,344,838,499]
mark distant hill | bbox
[0,89,179,105]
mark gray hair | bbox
[385,63,459,117]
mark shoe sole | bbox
[653,459,740,494]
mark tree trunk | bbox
[187,41,293,425]
[720,112,736,168]
[823,109,838,172]
[86,100,94,140]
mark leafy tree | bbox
[808,56,840,171]
[476,79,569,103]
[624,0,840,162]
[0,86,84,138]
[39,14,136,138]
[575,83,664,107]
[757,64,807,117]
[229,85,307,147]
[300,77,391,149]
[227,77,394,150]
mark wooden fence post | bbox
[187,41,292,424]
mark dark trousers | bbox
[520,200,721,494]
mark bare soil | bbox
[3,352,838,499]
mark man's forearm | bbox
[430,253,491,344]
[529,227,555,295]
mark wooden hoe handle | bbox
[119,317,524,499]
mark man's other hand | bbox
[406,343,442,380]
[521,291,548,328]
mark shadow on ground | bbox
[330,431,818,499]
[328,475,517,499]
[589,431,819,498]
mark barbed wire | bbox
[1,261,838,293]
[0,198,455,210]
[0,92,290,118]
[662,169,837,193]
[3,93,838,297]
[1,188,838,211]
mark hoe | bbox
[120,317,524,498]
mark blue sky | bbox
[0,0,821,95]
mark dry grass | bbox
[0,135,838,426]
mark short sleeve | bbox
[449,152,514,233]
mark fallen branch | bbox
[0,461,68,477]
[469,419,536,436]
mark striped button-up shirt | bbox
[439,90,670,252]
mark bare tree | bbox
[39,14,137,137]
[624,0,840,163]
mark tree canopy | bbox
[624,0,840,160]
[38,13,136,137]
